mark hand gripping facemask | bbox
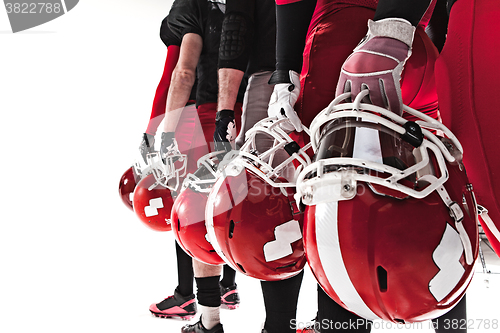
[296,90,478,323]
[205,118,312,281]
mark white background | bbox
[0,1,499,332]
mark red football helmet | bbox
[133,173,175,232]
[119,166,140,211]
[296,91,479,323]
[118,150,157,211]
[172,152,226,265]
[205,117,311,281]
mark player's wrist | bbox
[268,69,299,85]
[365,18,415,48]
[215,110,235,123]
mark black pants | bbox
[261,270,304,333]
[317,286,467,333]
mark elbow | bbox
[172,67,196,89]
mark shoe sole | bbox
[150,311,195,320]
[221,303,239,310]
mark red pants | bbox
[292,5,439,157]
[295,6,439,127]
[176,102,242,174]
[435,0,500,254]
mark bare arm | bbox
[217,68,244,111]
[163,33,203,132]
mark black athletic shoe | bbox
[149,288,197,320]
[220,283,240,309]
[297,324,320,333]
[181,318,224,333]
[297,318,320,333]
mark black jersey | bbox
[218,0,277,76]
[160,15,181,47]
[246,0,277,75]
[167,0,246,107]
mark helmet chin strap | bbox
[430,176,474,266]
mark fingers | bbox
[284,106,303,132]
[365,81,385,109]
[336,75,403,115]
[214,118,236,153]
[226,120,237,141]
[214,141,233,153]
[267,98,281,118]
[381,79,402,116]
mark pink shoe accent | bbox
[149,298,197,320]
[221,289,237,299]
[221,289,239,309]
[179,298,196,309]
[150,304,188,315]
[221,303,239,310]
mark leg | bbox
[291,6,376,149]
[295,6,376,128]
[297,4,442,330]
[149,104,200,319]
[235,71,274,150]
[173,103,206,190]
[317,286,371,333]
[149,241,197,320]
[188,261,223,332]
[296,7,439,125]
[260,270,304,333]
[177,241,195,296]
[180,101,237,332]
[435,0,500,255]
[431,295,467,333]
[220,265,240,309]
[295,8,374,330]
[237,71,304,333]
[220,265,236,288]
[400,26,440,121]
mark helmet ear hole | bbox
[229,220,235,239]
[377,266,388,292]
[236,263,246,274]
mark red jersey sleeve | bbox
[145,45,180,135]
